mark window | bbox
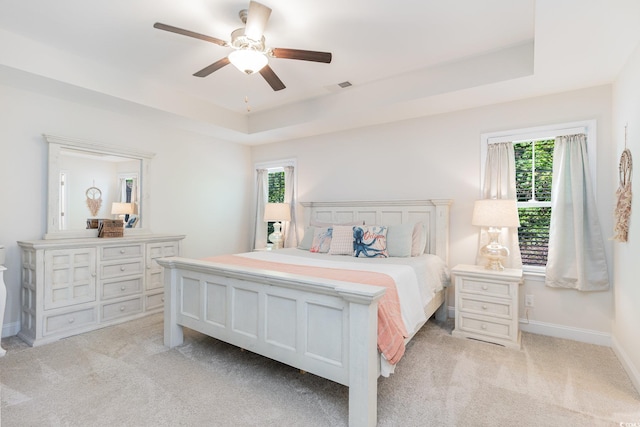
[267,169,285,239]
[481,120,596,270]
[514,140,553,266]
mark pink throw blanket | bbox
[202,254,409,364]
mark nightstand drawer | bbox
[459,278,512,298]
[458,294,513,319]
[458,313,512,340]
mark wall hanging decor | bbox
[85,185,102,217]
[613,126,632,242]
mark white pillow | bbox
[411,222,428,256]
[329,225,355,255]
[298,226,315,250]
[386,224,414,257]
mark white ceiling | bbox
[1,0,639,145]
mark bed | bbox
[157,199,452,426]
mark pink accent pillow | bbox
[329,226,355,255]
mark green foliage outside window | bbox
[514,140,554,266]
[267,171,285,238]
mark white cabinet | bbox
[18,234,184,346]
[451,264,523,349]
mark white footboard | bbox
[158,257,386,427]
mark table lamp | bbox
[472,199,520,270]
[264,203,291,249]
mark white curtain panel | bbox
[283,166,298,248]
[545,134,609,291]
[478,142,523,269]
[252,169,268,250]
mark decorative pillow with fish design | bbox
[353,226,388,258]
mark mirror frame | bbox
[44,134,155,239]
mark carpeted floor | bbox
[1,314,639,426]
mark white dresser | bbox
[451,264,523,349]
[17,234,184,346]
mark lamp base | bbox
[480,228,509,271]
[268,221,284,250]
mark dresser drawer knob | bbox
[121,286,126,291]
[120,249,126,254]
[120,306,125,311]
[481,324,487,330]
[120,266,126,271]
[482,285,488,290]
[482,305,488,310]
[161,297,165,302]
[68,317,75,324]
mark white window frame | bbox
[480,120,597,274]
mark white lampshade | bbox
[111,202,135,216]
[228,49,268,75]
[472,199,520,228]
[264,203,291,222]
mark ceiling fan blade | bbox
[244,1,272,41]
[259,65,286,91]
[193,57,231,77]
[271,48,332,63]
[153,22,228,47]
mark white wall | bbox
[0,83,253,337]
[612,41,640,392]
[251,85,615,342]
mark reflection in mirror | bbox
[44,134,155,239]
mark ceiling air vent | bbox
[324,81,354,93]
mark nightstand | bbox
[451,264,523,349]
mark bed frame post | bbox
[163,262,184,348]
[343,293,381,427]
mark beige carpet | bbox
[1,314,639,426]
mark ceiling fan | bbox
[153,1,332,91]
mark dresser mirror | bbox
[44,134,155,239]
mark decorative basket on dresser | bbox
[451,264,524,349]
[17,234,184,346]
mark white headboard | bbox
[300,199,452,265]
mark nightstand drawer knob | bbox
[482,285,488,290]
[121,286,126,291]
[120,266,126,271]
[481,324,487,330]
[68,317,75,324]
[482,304,488,310]
[120,306,125,311]
[120,249,126,254]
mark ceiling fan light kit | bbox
[228,49,268,74]
[153,0,332,91]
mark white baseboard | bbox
[611,335,640,395]
[445,306,611,346]
[519,318,611,346]
[2,321,20,339]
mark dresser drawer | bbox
[101,277,143,300]
[458,294,513,319]
[458,278,512,298]
[101,244,143,261]
[145,292,165,310]
[458,313,513,340]
[44,307,97,335]
[101,259,144,279]
[101,297,143,321]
